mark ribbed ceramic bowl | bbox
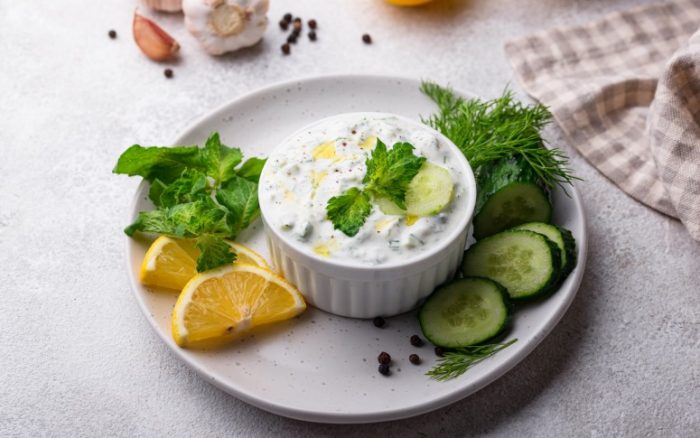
[259,113,476,318]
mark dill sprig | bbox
[427,339,518,381]
[420,81,578,190]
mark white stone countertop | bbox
[1,0,698,436]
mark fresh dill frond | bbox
[420,81,578,190]
[426,339,518,382]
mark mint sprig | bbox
[364,140,426,209]
[326,139,425,237]
[115,132,266,272]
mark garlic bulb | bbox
[183,0,269,55]
[140,0,183,12]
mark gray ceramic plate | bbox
[126,74,587,424]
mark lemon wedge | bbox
[139,236,269,291]
[172,264,306,348]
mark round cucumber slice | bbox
[406,163,454,216]
[473,183,551,240]
[376,162,454,216]
[419,277,512,348]
[513,222,577,280]
[462,230,561,299]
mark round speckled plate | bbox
[126,74,587,424]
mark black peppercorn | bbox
[281,43,290,55]
[308,19,317,29]
[377,352,391,365]
[362,33,372,44]
[372,316,385,328]
[409,354,421,365]
[378,363,390,376]
[287,34,297,44]
[163,68,173,79]
[410,335,423,347]
[308,31,317,41]
[279,19,289,31]
[283,13,292,23]
[434,346,445,357]
[108,30,117,39]
[293,20,302,32]
[291,27,301,38]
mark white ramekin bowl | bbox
[259,113,477,318]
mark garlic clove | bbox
[140,0,183,12]
[132,11,180,62]
[183,0,269,56]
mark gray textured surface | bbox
[1,0,698,436]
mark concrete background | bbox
[1,0,698,436]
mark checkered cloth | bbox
[505,0,700,241]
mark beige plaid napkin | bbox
[505,0,700,240]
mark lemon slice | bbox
[139,236,269,291]
[172,264,306,348]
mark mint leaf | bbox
[326,187,372,237]
[195,235,237,272]
[364,140,425,209]
[113,144,203,183]
[157,169,209,208]
[203,133,243,183]
[148,179,168,206]
[364,139,388,184]
[216,175,260,238]
[124,209,172,237]
[167,198,230,236]
[124,198,229,238]
[237,157,267,182]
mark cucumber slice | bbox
[473,156,551,240]
[376,196,405,215]
[405,163,454,216]
[376,162,454,216]
[419,277,512,348]
[462,230,561,299]
[513,222,577,280]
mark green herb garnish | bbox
[114,132,266,272]
[326,139,425,237]
[420,81,577,190]
[427,339,518,381]
[363,140,426,209]
[326,187,372,237]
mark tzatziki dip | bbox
[259,113,470,266]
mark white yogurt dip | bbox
[259,113,470,266]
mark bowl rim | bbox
[258,111,477,272]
